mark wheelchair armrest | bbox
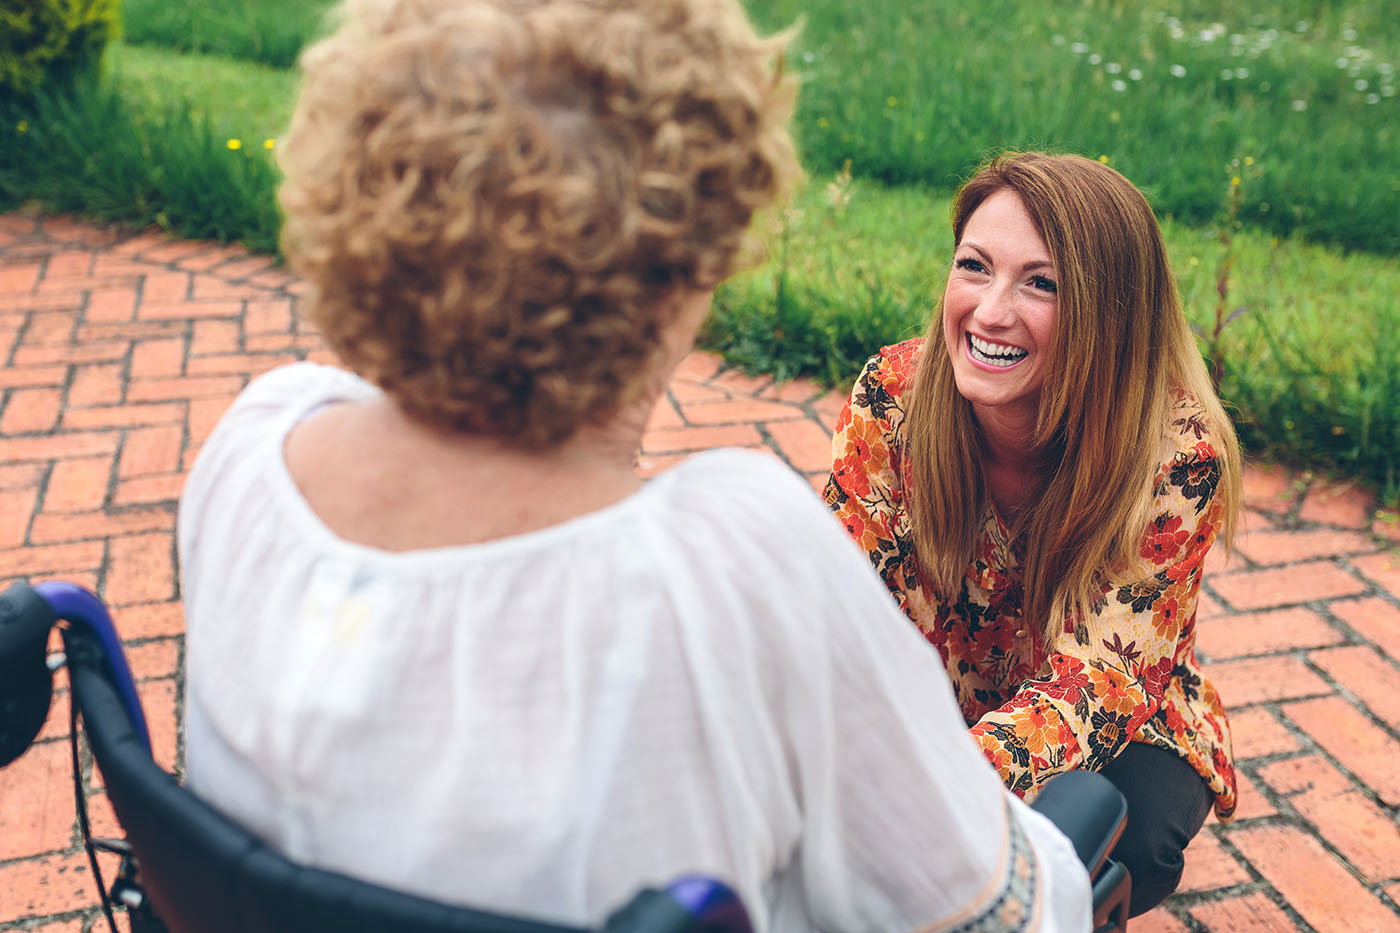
[1029,770,1127,878]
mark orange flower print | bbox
[1040,655,1091,703]
[1096,678,1140,718]
[1142,656,1174,699]
[833,403,853,434]
[1152,595,1182,639]
[1141,514,1190,565]
[832,453,871,499]
[845,412,883,464]
[838,508,884,553]
[1011,705,1060,757]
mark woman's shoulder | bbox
[865,338,925,396]
[1150,387,1229,516]
[652,449,878,577]
[841,338,924,435]
[182,363,376,513]
[1162,386,1228,465]
[656,448,827,522]
[233,361,377,418]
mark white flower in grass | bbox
[1356,79,1370,91]
[802,51,815,63]
[1170,64,1187,77]
[1089,53,1102,65]
[1291,99,1307,111]
[1235,68,1250,79]
[1129,69,1143,81]
[1336,57,1350,69]
[1071,42,1088,54]
[1198,29,1216,42]
[1380,63,1395,77]
[1053,35,1066,46]
[1342,26,1357,41]
[1106,62,1122,74]
[1367,93,1381,104]
[1220,69,1234,80]
[1111,79,1126,92]
[1294,21,1308,33]
[1384,85,1397,98]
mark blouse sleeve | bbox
[822,352,921,615]
[970,439,1227,797]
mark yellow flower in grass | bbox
[263,138,276,150]
[1097,154,1110,164]
[16,120,28,134]
[227,138,242,150]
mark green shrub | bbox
[0,0,122,100]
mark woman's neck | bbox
[974,404,1042,521]
[283,390,658,552]
[283,288,715,552]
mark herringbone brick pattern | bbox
[2,213,1399,931]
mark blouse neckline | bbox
[259,378,675,570]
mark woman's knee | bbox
[1098,743,1214,916]
[1113,820,1187,916]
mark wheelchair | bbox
[0,580,1131,932]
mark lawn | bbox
[2,0,1397,500]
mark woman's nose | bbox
[971,281,1017,328]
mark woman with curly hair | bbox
[826,152,1242,917]
[179,2,1091,929]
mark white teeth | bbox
[968,334,1028,367]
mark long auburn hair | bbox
[903,152,1240,637]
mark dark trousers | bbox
[1098,742,1215,917]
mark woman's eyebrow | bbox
[957,241,1054,273]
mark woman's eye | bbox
[954,257,985,274]
[1031,275,1058,294]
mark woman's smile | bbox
[966,333,1029,368]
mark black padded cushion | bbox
[1028,769,1128,878]
[0,583,57,768]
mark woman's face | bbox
[941,188,1059,427]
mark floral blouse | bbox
[824,339,1237,819]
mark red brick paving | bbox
[2,214,1400,930]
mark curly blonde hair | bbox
[279,0,800,446]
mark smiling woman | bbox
[824,151,1243,918]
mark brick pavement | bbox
[2,212,1399,931]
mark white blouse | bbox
[180,364,1089,932]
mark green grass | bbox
[0,75,282,252]
[107,43,298,144]
[119,0,337,69]
[745,0,1400,253]
[2,0,1396,500]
